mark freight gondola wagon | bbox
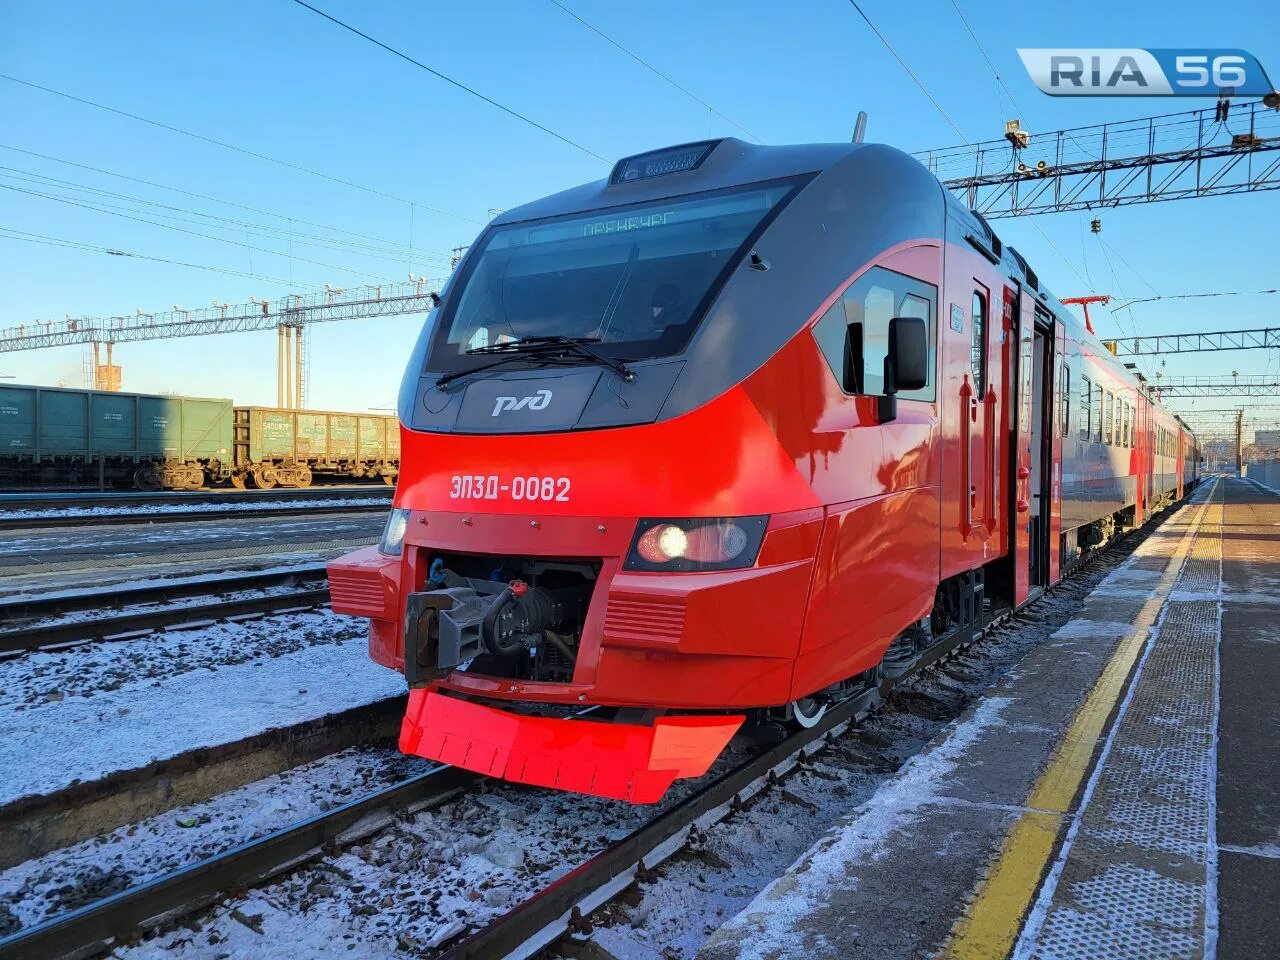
[0,383,233,489]
[230,406,399,488]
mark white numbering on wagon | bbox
[449,474,570,502]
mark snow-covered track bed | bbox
[0,519,1158,960]
[0,697,404,871]
[0,487,388,511]
[0,502,389,531]
[0,570,331,655]
[0,606,1000,960]
[0,565,327,625]
[0,760,475,960]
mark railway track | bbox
[0,518,1153,960]
[0,606,999,960]
[0,487,389,509]
[0,566,331,654]
[0,502,389,531]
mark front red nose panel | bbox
[399,688,743,804]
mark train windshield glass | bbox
[427,181,794,372]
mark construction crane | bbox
[917,98,1280,218]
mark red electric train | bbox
[329,138,1199,803]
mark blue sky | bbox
[1,0,1277,438]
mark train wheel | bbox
[382,474,396,486]
[790,697,829,729]
[293,465,313,489]
[251,465,278,490]
[133,465,162,492]
[229,473,247,490]
[182,465,204,490]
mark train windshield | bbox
[426,181,796,373]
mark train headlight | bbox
[626,517,768,572]
[378,508,411,556]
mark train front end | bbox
[328,138,944,802]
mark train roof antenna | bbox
[852,111,868,144]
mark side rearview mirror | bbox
[878,316,929,422]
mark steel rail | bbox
[0,505,1167,960]
[0,565,327,622]
[0,487,389,508]
[438,518,1161,959]
[0,585,332,654]
[0,502,388,531]
[0,766,476,960]
[433,614,988,960]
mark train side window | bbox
[813,266,937,401]
[1124,403,1132,447]
[971,290,987,394]
[1104,392,1114,445]
[1079,376,1092,441]
[812,300,858,391]
[1092,382,1103,442]
[1060,361,1070,437]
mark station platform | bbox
[700,475,1278,960]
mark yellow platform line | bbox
[941,480,1218,960]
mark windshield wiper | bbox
[436,336,635,389]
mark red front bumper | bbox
[400,687,744,803]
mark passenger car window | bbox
[1092,383,1103,442]
[1060,361,1070,438]
[1104,392,1114,445]
[971,291,987,394]
[812,266,937,401]
[1080,376,1092,441]
[858,284,896,397]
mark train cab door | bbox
[1011,291,1057,605]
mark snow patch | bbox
[0,638,403,804]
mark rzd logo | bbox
[491,389,552,417]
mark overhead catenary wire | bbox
[1113,289,1280,310]
[945,0,1026,123]
[289,0,610,164]
[0,165,453,267]
[840,0,1093,295]
[0,144,459,258]
[0,226,317,288]
[0,183,389,283]
[0,73,482,224]
[842,0,970,144]
[545,0,763,143]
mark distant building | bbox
[1255,429,1280,447]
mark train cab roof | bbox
[489,138,872,228]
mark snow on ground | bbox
[0,552,364,599]
[117,765,718,960]
[0,608,365,710]
[0,620,402,805]
[7,497,391,521]
[0,745,422,937]
[5,581,324,631]
[101,525,1148,960]
[0,562,324,605]
[561,527,1150,960]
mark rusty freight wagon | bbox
[230,407,399,488]
[0,383,233,489]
